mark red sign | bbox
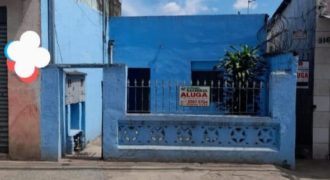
[297,61,309,88]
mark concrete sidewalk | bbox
[0,160,328,180]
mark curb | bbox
[0,161,280,171]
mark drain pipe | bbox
[48,0,55,64]
[108,40,114,64]
[102,0,106,64]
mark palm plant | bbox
[215,45,267,114]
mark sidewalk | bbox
[0,159,328,180]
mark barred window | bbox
[191,71,222,103]
[127,68,150,113]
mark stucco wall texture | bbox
[109,15,269,115]
[52,0,105,143]
[109,15,267,81]
[0,0,41,160]
[102,53,297,168]
[0,0,105,161]
[40,0,106,160]
[104,16,296,167]
[314,7,330,159]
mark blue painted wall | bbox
[268,53,297,168]
[40,0,107,160]
[49,0,105,143]
[40,67,62,161]
[110,15,267,81]
[102,54,297,168]
[110,15,268,114]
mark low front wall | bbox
[114,114,281,163]
[104,113,289,167]
[102,58,297,168]
[119,115,279,149]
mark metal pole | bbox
[48,0,55,64]
[247,0,256,14]
[108,40,114,64]
[102,0,105,64]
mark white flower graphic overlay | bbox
[6,31,50,78]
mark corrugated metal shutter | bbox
[0,7,8,153]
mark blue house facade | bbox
[110,15,267,82]
[110,15,269,115]
[101,15,298,168]
[1,0,297,168]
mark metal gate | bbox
[0,7,8,153]
[295,49,314,159]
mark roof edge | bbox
[272,0,292,18]
[110,14,269,19]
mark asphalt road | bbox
[0,160,328,180]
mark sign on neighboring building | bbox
[179,86,210,106]
[297,61,309,89]
[316,32,330,47]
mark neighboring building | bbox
[314,0,330,159]
[0,0,43,160]
[109,0,121,16]
[0,0,120,160]
[268,0,330,159]
[76,0,121,16]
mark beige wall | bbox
[314,3,330,159]
[0,0,41,160]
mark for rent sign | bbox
[179,86,210,107]
[297,61,309,89]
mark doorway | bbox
[295,49,314,159]
[61,69,103,160]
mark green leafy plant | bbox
[215,45,267,114]
[215,45,266,84]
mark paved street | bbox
[0,137,324,180]
[1,138,327,180]
[0,160,328,180]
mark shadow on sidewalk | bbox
[64,136,102,161]
[278,160,330,179]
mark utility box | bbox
[65,71,86,104]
